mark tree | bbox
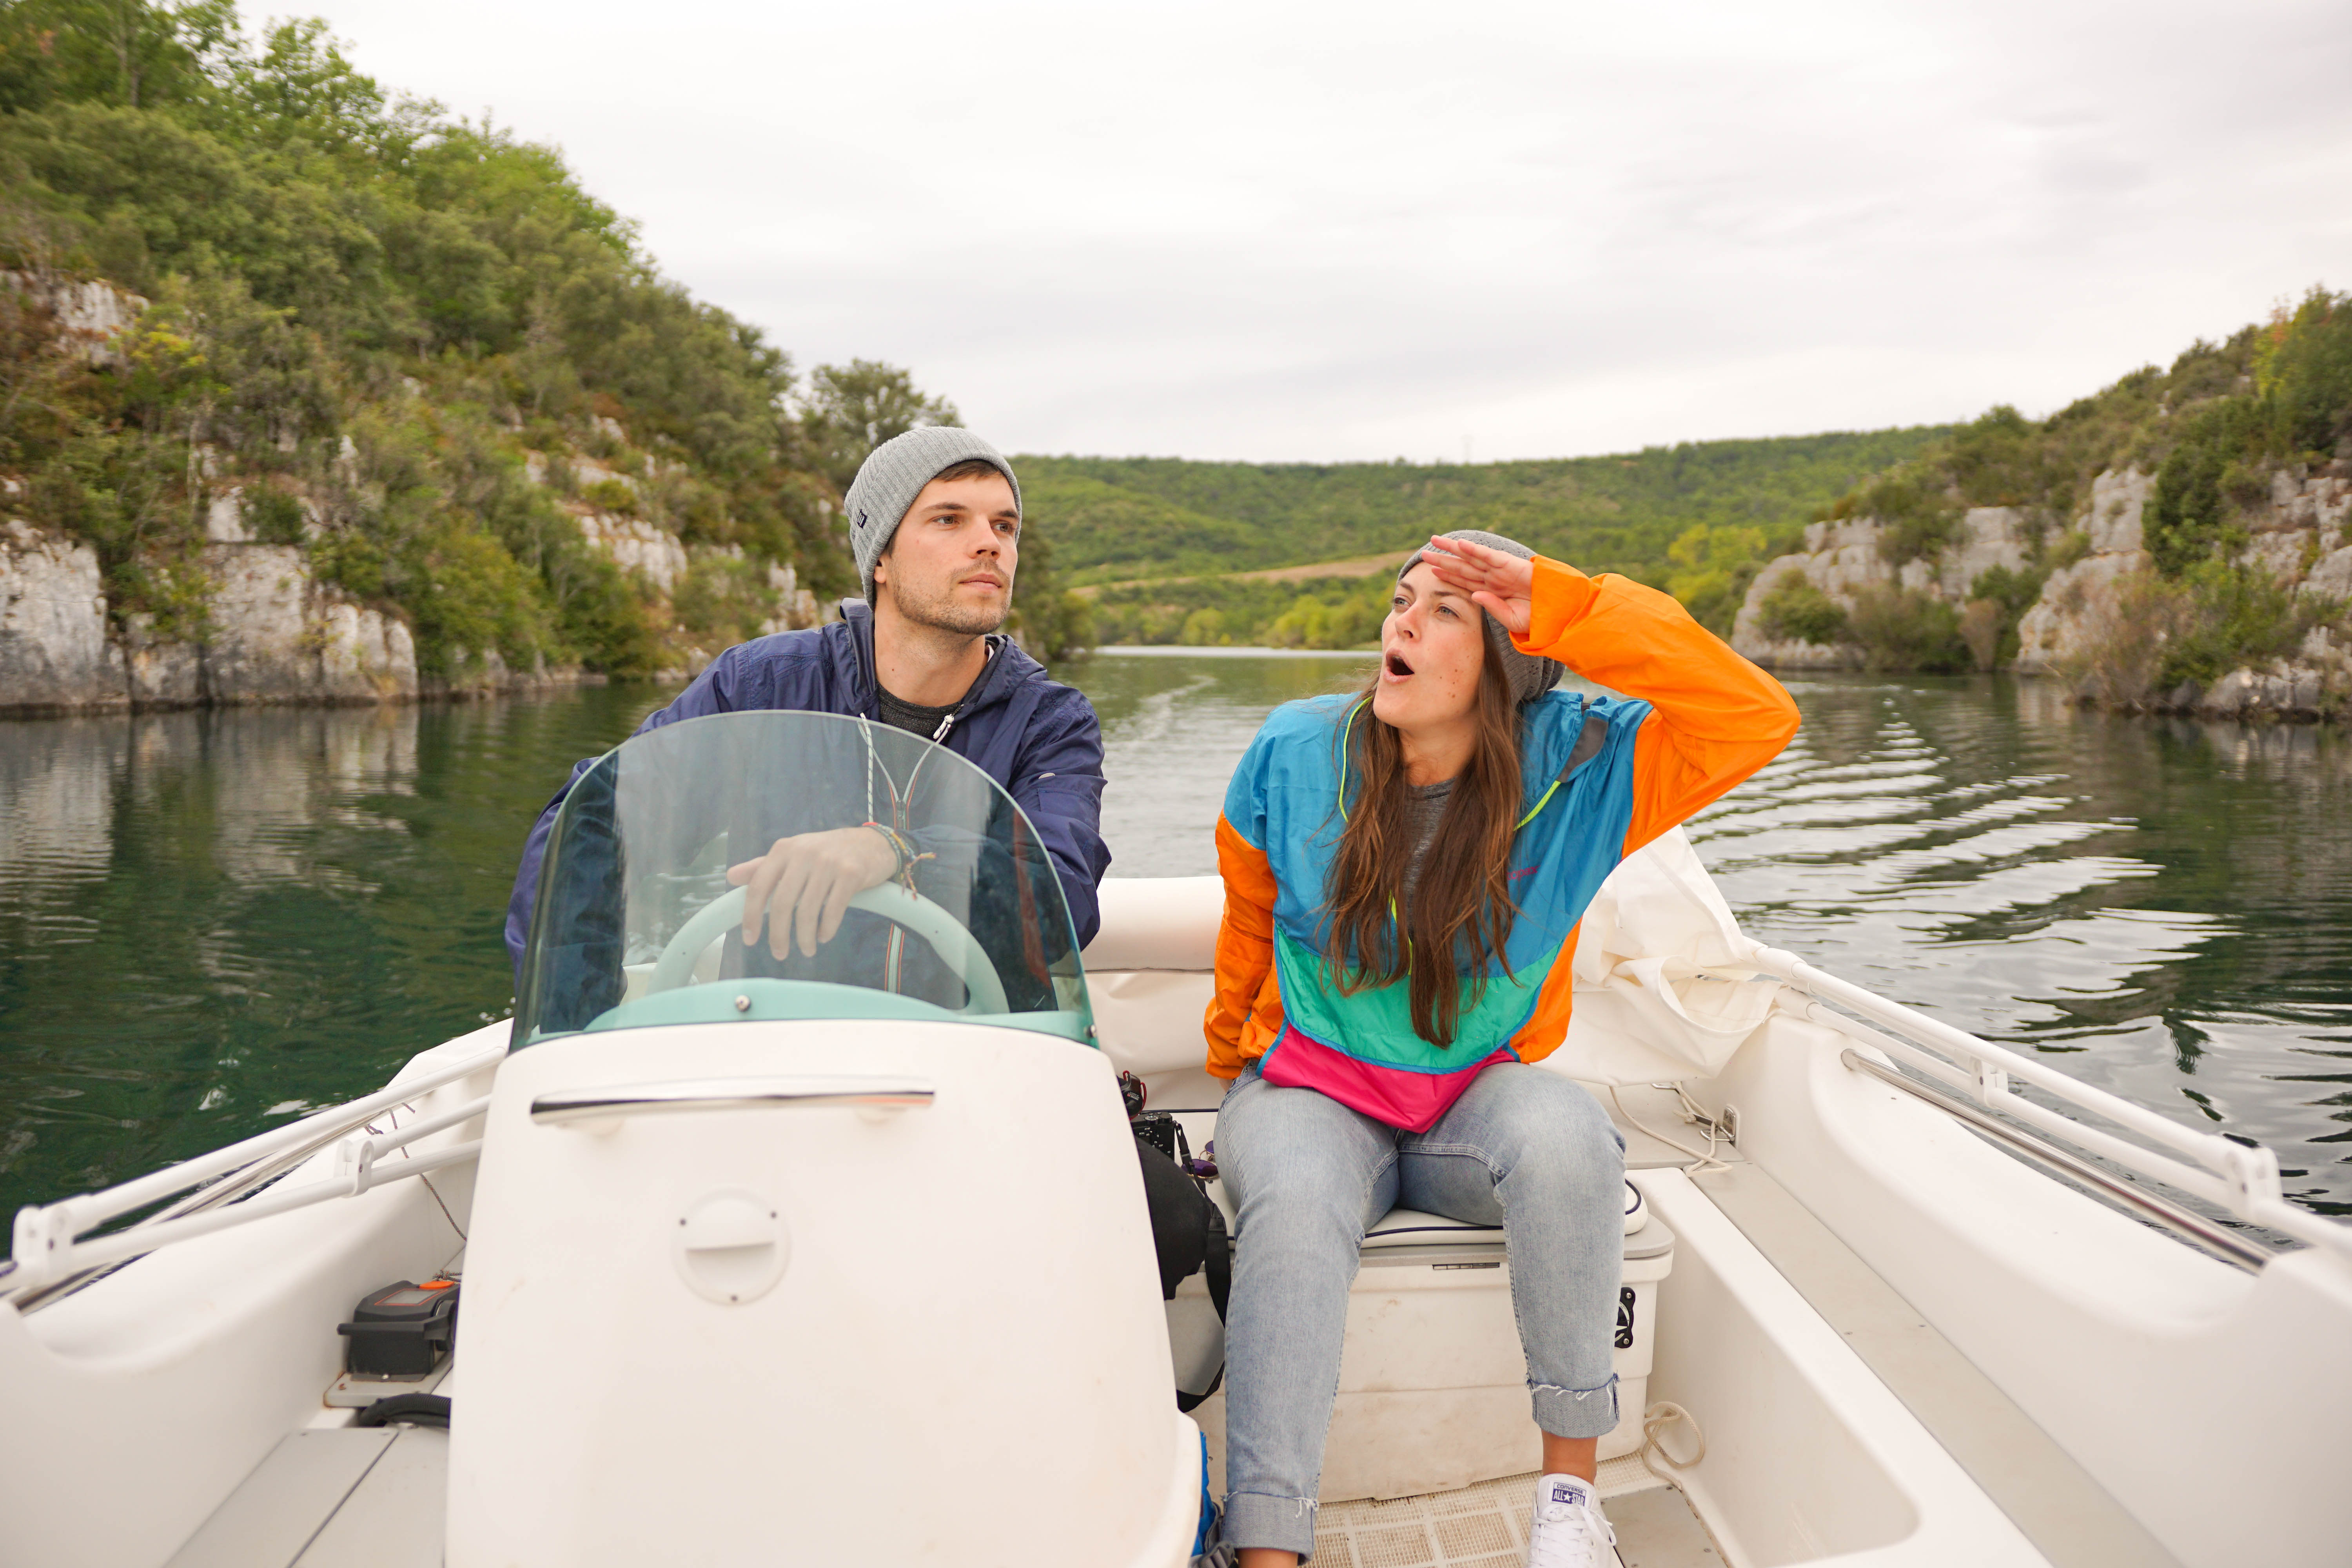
[795,359,958,492]
[0,0,235,112]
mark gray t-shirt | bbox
[1401,778,1454,900]
[875,684,960,741]
[871,637,1000,742]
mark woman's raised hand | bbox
[1418,535,1535,637]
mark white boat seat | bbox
[1358,1207,1673,1261]
[1363,1208,1501,1248]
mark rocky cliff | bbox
[1730,506,2032,669]
[1731,462,2352,719]
[2,520,431,713]
[1,495,822,714]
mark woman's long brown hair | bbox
[1323,637,1524,1046]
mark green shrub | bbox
[1180,607,1228,645]
[672,554,775,649]
[1756,572,1851,645]
[580,477,636,514]
[2146,399,2257,577]
[2045,528,2091,570]
[1946,405,2053,507]
[1964,563,2049,668]
[2154,561,2305,690]
[1666,522,1768,635]
[1847,587,1969,673]
[247,486,305,544]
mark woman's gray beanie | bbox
[844,426,1022,602]
[1397,530,1564,705]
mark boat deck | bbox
[1313,1458,1720,1568]
[166,1425,1717,1568]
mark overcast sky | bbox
[299,0,2350,463]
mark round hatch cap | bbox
[672,1189,789,1305]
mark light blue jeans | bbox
[1215,1059,1626,1559]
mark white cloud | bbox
[301,0,2352,460]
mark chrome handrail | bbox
[1747,945,2351,1262]
[7,1045,503,1305]
[531,1076,936,1127]
[1841,1050,2271,1273]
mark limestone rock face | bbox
[1933,507,2031,599]
[1728,521,1891,668]
[0,528,421,714]
[2005,467,2159,676]
[2304,546,2352,603]
[2086,468,2151,554]
[0,521,121,710]
[577,514,689,593]
[202,544,418,704]
[1731,508,2035,668]
[121,614,201,705]
[205,488,250,543]
[2015,550,2154,673]
[760,560,820,635]
[2,271,148,368]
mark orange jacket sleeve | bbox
[1205,813,1285,1078]
[1506,559,1797,1067]
[1512,556,1799,856]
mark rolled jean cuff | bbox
[1532,1373,1619,1439]
[1221,1489,1320,1560]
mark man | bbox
[505,426,1111,979]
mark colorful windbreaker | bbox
[1204,558,1800,1132]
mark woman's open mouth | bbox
[1384,651,1414,678]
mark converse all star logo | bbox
[1551,1482,1577,1504]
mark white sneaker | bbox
[1622,1180,1646,1236]
[1526,1473,1616,1568]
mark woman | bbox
[1205,532,1798,1567]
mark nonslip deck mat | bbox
[1309,1459,1666,1568]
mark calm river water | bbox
[3,654,2348,1224]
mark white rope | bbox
[1607,1085,1729,1176]
[1636,1402,1706,1488]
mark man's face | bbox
[874,471,1020,635]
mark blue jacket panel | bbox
[1221,687,1651,980]
[504,602,1111,977]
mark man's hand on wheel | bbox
[726,827,899,960]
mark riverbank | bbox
[0,523,613,715]
[1725,293,2352,722]
[1730,463,2352,722]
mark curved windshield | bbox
[514,711,1093,1047]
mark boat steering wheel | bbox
[646,882,1010,1014]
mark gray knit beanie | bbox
[1397,530,1564,705]
[844,426,1022,602]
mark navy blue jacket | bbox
[505,603,1111,977]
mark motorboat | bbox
[4,710,2346,1568]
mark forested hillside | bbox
[0,0,994,685]
[1024,429,1953,648]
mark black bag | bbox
[1135,1131,1230,1311]
[1127,1080,1231,1412]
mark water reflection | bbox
[0,690,664,1210]
[1693,675,2352,1216]
[1,662,2347,1221]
